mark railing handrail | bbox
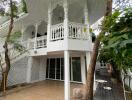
[69,22,86,27]
[36,36,47,41]
[51,23,63,28]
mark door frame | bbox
[46,57,82,83]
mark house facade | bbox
[0,0,107,100]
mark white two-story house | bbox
[0,0,107,99]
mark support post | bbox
[64,50,70,100]
[84,0,91,41]
[63,0,69,49]
[47,1,52,44]
[34,24,38,50]
[81,55,86,84]
[26,57,32,83]
[86,51,91,71]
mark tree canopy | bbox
[98,7,132,72]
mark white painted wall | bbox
[30,56,47,83]
[68,39,92,51]
[8,57,28,86]
[23,25,35,40]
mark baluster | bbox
[69,25,71,38]
[81,26,83,39]
[78,26,80,39]
[55,28,56,40]
[56,27,58,40]
[75,27,77,38]
[68,26,70,38]
[53,28,55,40]
[52,29,54,40]
[51,29,52,40]
[58,27,60,40]
[59,28,61,39]
[63,27,64,37]
[61,27,62,39]
[71,26,75,38]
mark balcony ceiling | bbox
[0,0,106,36]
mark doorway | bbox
[46,57,82,82]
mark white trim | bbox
[60,58,62,80]
[71,57,73,81]
[86,51,91,71]
[81,55,86,84]
[64,50,70,100]
[48,59,50,78]
[26,57,32,83]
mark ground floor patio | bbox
[0,68,125,100]
[0,80,82,100]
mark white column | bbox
[64,50,70,100]
[63,0,69,49]
[47,1,52,45]
[84,0,89,25]
[70,58,73,81]
[86,51,91,71]
[34,24,38,50]
[84,0,92,41]
[27,57,32,83]
[93,73,96,92]
[81,55,86,84]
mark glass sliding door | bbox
[49,58,55,79]
[61,58,64,80]
[72,57,82,82]
[46,58,64,80]
[46,57,82,82]
[56,58,61,79]
[46,59,49,78]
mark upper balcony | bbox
[21,0,93,56]
[22,21,92,57]
[50,22,89,41]
[47,22,92,52]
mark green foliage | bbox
[8,31,22,43]
[0,7,5,16]
[91,32,96,42]
[22,0,28,13]
[90,28,96,42]
[0,0,28,18]
[99,8,132,72]
[8,31,25,52]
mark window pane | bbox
[56,58,60,79]
[72,57,81,82]
[61,58,64,80]
[49,58,55,79]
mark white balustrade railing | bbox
[20,36,47,50]
[68,22,89,40]
[36,36,47,48]
[51,23,64,41]
[50,22,90,41]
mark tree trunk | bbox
[85,35,100,100]
[0,0,14,95]
[85,0,112,100]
